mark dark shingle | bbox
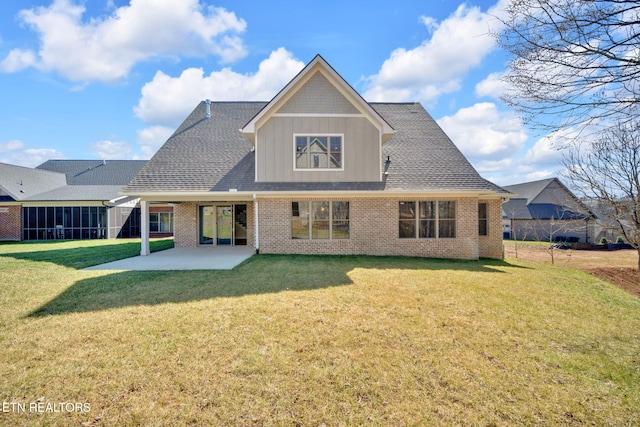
[125,101,508,195]
[37,160,147,185]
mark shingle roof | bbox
[125,101,508,195]
[22,185,127,202]
[501,178,556,203]
[0,160,147,203]
[37,160,147,185]
[0,162,67,201]
[126,102,262,193]
[502,178,595,220]
[373,103,506,193]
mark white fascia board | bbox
[128,192,258,202]
[126,189,509,201]
[20,200,107,207]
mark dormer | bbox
[242,55,395,183]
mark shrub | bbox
[616,236,626,244]
[600,237,609,244]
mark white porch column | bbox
[253,194,259,254]
[140,199,150,256]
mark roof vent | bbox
[205,99,211,119]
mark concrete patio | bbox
[84,247,255,271]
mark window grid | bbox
[292,201,349,240]
[150,212,174,233]
[22,206,107,240]
[399,201,456,239]
[294,134,343,170]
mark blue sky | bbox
[0,0,563,186]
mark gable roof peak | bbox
[241,54,394,144]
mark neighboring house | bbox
[587,201,637,244]
[502,177,596,243]
[0,160,173,241]
[124,55,509,260]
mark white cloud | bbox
[524,136,562,166]
[134,47,305,126]
[0,140,26,153]
[475,71,510,99]
[0,49,37,73]
[1,140,65,167]
[91,140,133,160]
[434,101,572,185]
[137,125,174,158]
[486,168,557,187]
[478,130,572,187]
[363,1,507,104]
[1,0,247,82]
[437,102,527,159]
[1,146,66,168]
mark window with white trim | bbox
[294,135,343,169]
[150,212,174,233]
[399,201,456,239]
[291,201,349,239]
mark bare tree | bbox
[495,0,640,134]
[503,201,530,260]
[495,0,639,269]
[563,120,640,269]
[529,213,590,265]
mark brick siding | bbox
[258,197,503,260]
[0,205,22,241]
[172,197,503,260]
[479,199,504,259]
[174,202,198,247]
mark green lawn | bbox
[1,240,639,426]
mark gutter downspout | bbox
[253,193,259,254]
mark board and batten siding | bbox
[256,115,381,182]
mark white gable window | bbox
[294,134,343,170]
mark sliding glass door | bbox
[199,204,248,246]
[216,206,232,245]
[199,206,215,245]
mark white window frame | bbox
[150,212,174,233]
[293,133,345,171]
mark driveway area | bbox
[84,247,254,271]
